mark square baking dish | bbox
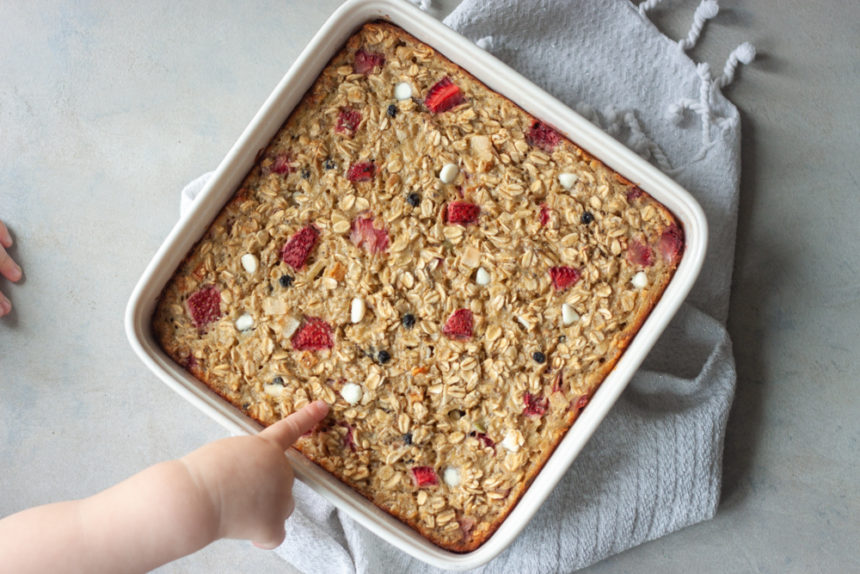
[125,0,707,569]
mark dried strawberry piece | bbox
[425,77,464,113]
[523,392,549,417]
[626,186,644,202]
[411,466,439,487]
[627,238,655,267]
[469,431,495,448]
[527,121,561,153]
[350,216,389,254]
[271,152,294,175]
[446,201,480,225]
[347,161,376,182]
[291,317,334,351]
[549,266,581,291]
[443,308,473,340]
[186,286,222,328]
[338,421,356,451]
[574,395,589,412]
[539,203,551,227]
[335,106,362,136]
[281,226,319,270]
[459,516,477,538]
[353,49,385,74]
[658,223,684,264]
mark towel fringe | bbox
[406,0,432,11]
[717,42,756,88]
[638,0,665,16]
[678,0,720,51]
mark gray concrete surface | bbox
[1,1,857,572]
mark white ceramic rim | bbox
[125,0,708,569]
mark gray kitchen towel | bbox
[180,0,753,571]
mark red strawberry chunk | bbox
[443,308,473,339]
[350,216,389,254]
[469,431,495,448]
[446,201,480,225]
[335,106,362,136]
[523,392,549,417]
[347,161,376,182]
[425,77,464,113]
[627,238,655,267]
[539,203,551,227]
[353,49,385,74]
[281,226,319,270]
[338,421,356,451]
[411,466,438,487]
[527,121,561,153]
[187,286,222,328]
[658,223,684,264]
[271,152,293,175]
[291,317,334,351]
[574,395,589,411]
[626,186,644,202]
[549,266,581,291]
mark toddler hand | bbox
[181,400,329,549]
[0,220,22,316]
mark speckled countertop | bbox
[1,1,857,573]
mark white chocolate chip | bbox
[632,271,648,289]
[561,303,579,326]
[240,253,259,274]
[558,172,579,190]
[502,429,523,452]
[283,316,301,338]
[394,82,413,100]
[439,163,459,184]
[475,267,491,286]
[235,313,254,332]
[443,467,461,487]
[341,382,363,405]
[350,297,366,324]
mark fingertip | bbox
[0,221,11,249]
[0,293,10,317]
[252,528,286,550]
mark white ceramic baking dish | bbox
[125,0,708,569]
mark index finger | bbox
[0,221,11,249]
[259,400,330,451]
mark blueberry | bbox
[401,313,416,329]
[323,158,336,170]
[377,350,391,364]
[301,168,311,179]
[581,211,594,225]
[403,432,413,445]
[387,104,398,118]
[406,192,420,207]
[272,376,285,386]
[533,351,546,364]
[279,274,293,287]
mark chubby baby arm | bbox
[0,400,330,573]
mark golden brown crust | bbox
[152,21,683,552]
